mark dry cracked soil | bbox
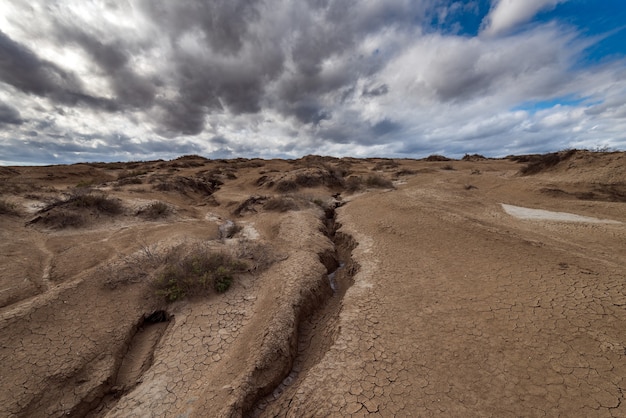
[1,150,625,417]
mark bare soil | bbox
[1,151,625,417]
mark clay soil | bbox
[1,151,625,417]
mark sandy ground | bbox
[0,151,625,417]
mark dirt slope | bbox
[1,152,625,417]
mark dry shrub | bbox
[233,195,268,216]
[118,177,143,185]
[137,201,170,219]
[345,176,363,193]
[393,169,417,178]
[441,164,455,171]
[64,191,123,214]
[365,174,394,188]
[30,190,123,229]
[41,190,124,215]
[151,175,222,195]
[118,170,148,180]
[425,154,452,162]
[234,240,277,272]
[275,179,298,193]
[462,154,487,161]
[519,150,576,175]
[40,211,85,228]
[0,199,19,216]
[154,245,248,301]
[373,159,399,170]
[264,196,300,212]
[541,184,626,202]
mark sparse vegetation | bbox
[118,170,148,180]
[364,174,394,188]
[519,149,576,175]
[63,191,124,214]
[30,190,124,229]
[373,159,399,170]
[151,175,222,195]
[275,179,298,193]
[441,164,455,171]
[154,246,247,302]
[394,169,417,177]
[425,154,452,162]
[345,176,363,193]
[42,190,124,215]
[137,201,170,219]
[40,211,85,228]
[233,195,268,216]
[0,199,19,216]
[264,196,301,212]
[462,154,487,161]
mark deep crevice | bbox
[77,310,172,417]
[244,198,359,417]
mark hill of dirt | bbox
[1,150,625,417]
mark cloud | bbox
[0,101,23,125]
[0,30,116,110]
[0,0,624,164]
[481,0,568,36]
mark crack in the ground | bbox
[75,310,172,417]
[244,198,359,417]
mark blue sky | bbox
[1,0,625,164]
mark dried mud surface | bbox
[1,151,625,417]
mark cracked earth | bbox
[1,151,625,417]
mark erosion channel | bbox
[247,201,359,417]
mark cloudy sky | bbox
[1,0,625,164]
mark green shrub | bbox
[154,249,247,302]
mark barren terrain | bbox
[1,151,625,417]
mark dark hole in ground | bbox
[144,310,169,323]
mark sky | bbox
[1,0,625,165]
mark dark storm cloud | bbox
[133,0,287,135]
[138,0,261,54]
[371,119,402,136]
[0,102,23,125]
[0,30,116,110]
[54,26,156,108]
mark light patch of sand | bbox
[502,204,621,224]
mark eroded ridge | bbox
[247,202,359,417]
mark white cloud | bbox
[481,0,568,37]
